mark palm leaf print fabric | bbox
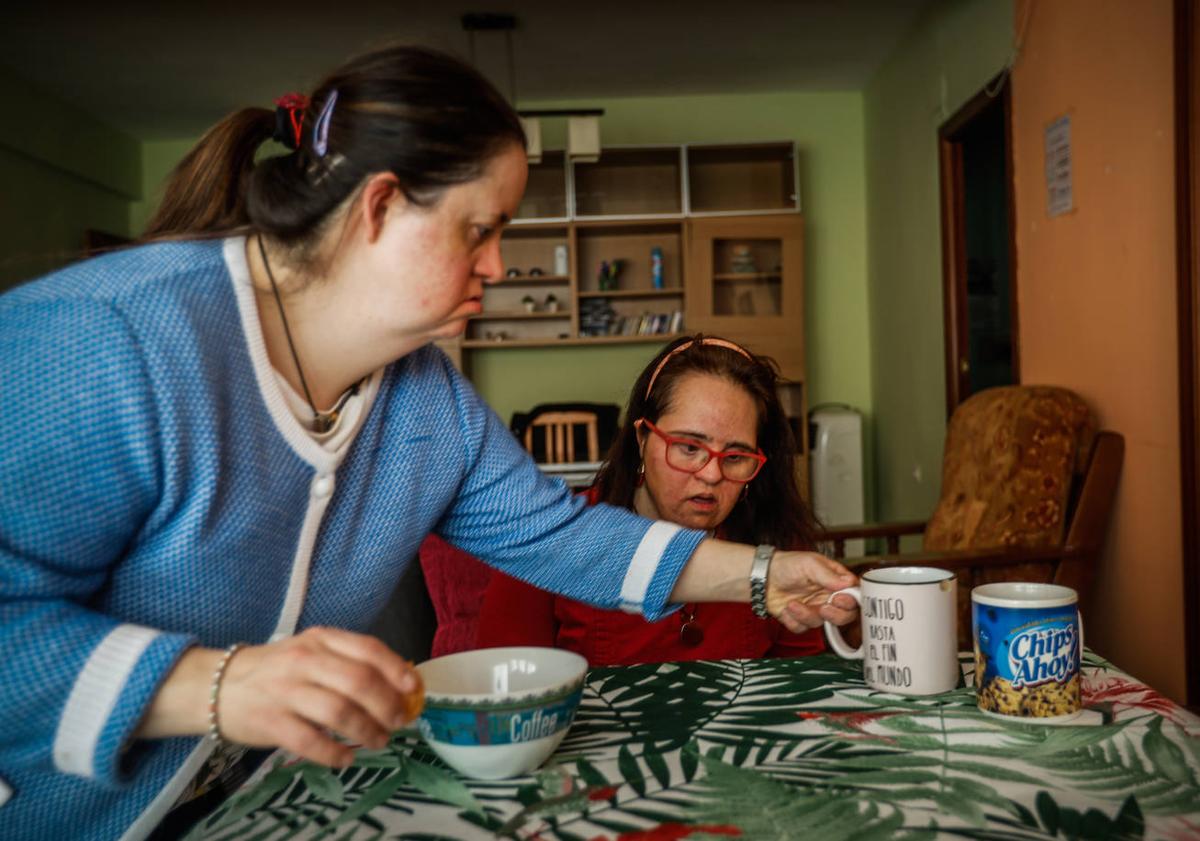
[192,652,1200,840]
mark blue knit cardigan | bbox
[0,238,705,840]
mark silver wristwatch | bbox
[749,544,775,619]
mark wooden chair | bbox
[822,386,1124,649]
[523,411,600,464]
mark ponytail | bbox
[141,108,274,240]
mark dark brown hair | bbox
[592,334,823,550]
[141,44,524,246]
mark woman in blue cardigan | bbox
[0,45,858,840]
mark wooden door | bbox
[938,78,1019,417]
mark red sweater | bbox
[474,490,824,667]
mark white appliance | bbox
[809,405,865,557]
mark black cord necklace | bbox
[257,235,359,434]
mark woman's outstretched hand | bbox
[767,551,859,633]
[669,540,859,634]
[138,627,424,768]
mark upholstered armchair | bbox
[824,386,1124,649]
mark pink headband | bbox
[644,338,754,399]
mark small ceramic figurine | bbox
[730,244,756,274]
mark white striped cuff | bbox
[53,624,159,778]
[619,521,682,614]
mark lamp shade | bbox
[567,116,600,163]
[520,116,542,164]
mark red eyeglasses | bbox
[636,418,767,482]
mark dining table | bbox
[190,650,1200,840]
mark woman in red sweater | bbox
[475,335,828,666]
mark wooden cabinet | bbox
[452,143,801,351]
[573,148,684,219]
[684,214,805,378]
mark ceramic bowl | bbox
[415,646,588,779]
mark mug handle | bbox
[823,586,862,659]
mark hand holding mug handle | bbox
[824,586,863,659]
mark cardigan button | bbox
[312,474,334,499]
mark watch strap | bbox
[749,544,775,619]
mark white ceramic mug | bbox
[824,566,959,696]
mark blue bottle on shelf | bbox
[651,246,664,289]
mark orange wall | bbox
[1012,0,1184,699]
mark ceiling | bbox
[1,0,934,140]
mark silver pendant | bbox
[679,620,704,647]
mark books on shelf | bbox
[578,297,684,337]
[579,297,616,337]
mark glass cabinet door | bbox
[685,214,803,328]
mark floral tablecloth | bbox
[191,651,1200,840]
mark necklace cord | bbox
[256,236,362,433]
[257,235,323,427]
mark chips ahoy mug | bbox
[972,582,1084,721]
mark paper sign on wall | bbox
[1045,115,1073,217]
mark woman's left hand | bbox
[767,551,859,633]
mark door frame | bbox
[1175,0,1199,709]
[938,76,1020,418]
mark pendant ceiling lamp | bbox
[462,13,604,164]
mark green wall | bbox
[863,0,1012,526]
[131,140,197,237]
[0,64,140,291]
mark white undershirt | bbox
[272,369,367,453]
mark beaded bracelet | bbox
[207,643,243,743]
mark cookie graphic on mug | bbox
[972,583,1083,720]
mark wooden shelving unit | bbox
[712,272,781,281]
[577,289,684,299]
[501,274,570,284]
[469,312,569,320]
[462,333,686,350]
